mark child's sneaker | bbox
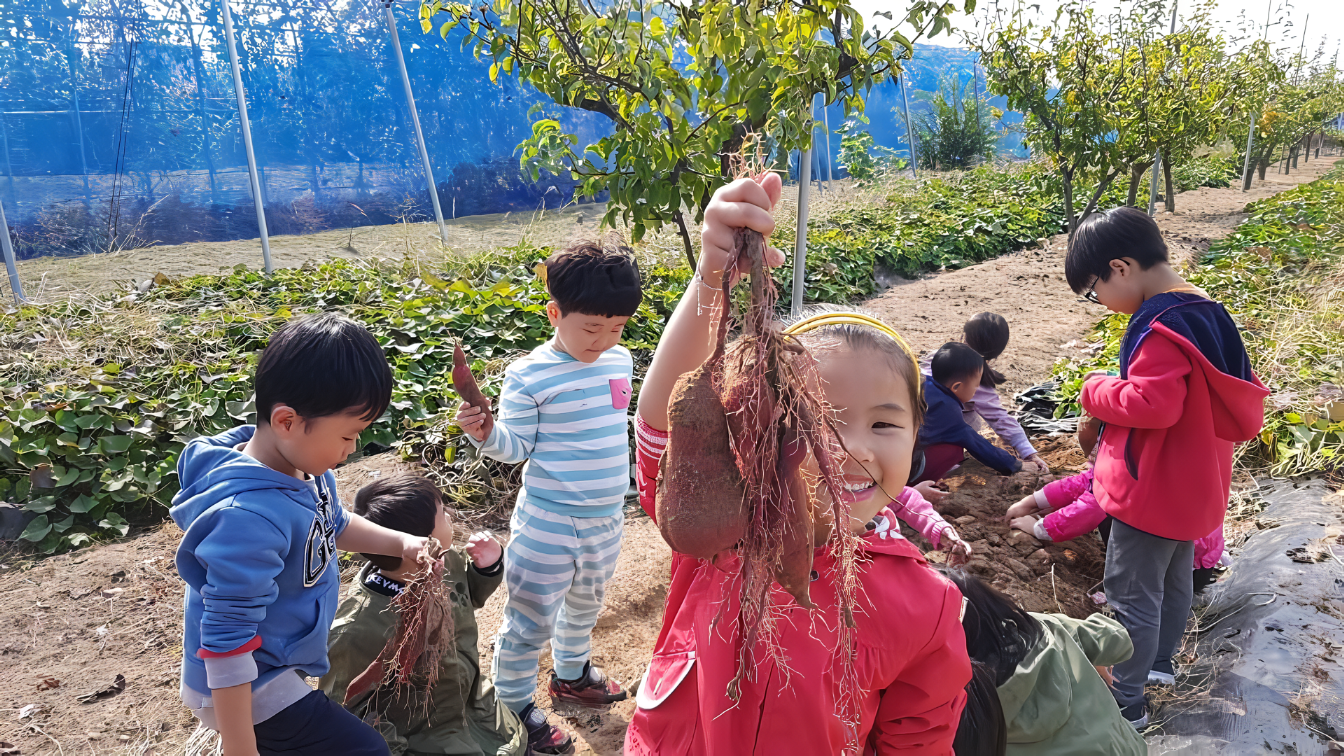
[1148,659,1177,686]
[519,703,574,755]
[1121,700,1149,729]
[548,662,628,707]
[1147,670,1176,686]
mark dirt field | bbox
[1,158,1336,755]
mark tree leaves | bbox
[423,0,974,262]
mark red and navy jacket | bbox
[1082,292,1269,541]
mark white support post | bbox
[822,98,833,190]
[221,0,272,273]
[1149,0,1178,215]
[900,71,917,180]
[386,5,448,246]
[792,146,812,317]
[0,198,26,304]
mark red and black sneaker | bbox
[519,703,574,755]
[547,662,628,707]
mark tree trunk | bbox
[1258,161,1268,180]
[672,210,697,270]
[1126,161,1152,207]
[1291,143,1300,169]
[1062,168,1077,237]
[1163,159,1175,214]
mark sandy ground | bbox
[1,157,1336,755]
[863,157,1340,400]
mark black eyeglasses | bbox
[1081,282,1101,304]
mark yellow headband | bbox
[783,312,918,366]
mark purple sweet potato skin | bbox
[656,362,747,559]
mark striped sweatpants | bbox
[492,496,624,712]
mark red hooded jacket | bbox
[628,419,970,755]
[1081,293,1269,541]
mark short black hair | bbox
[544,236,643,317]
[954,661,1008,756]
[1064,206,1169,293]
[255,311,393,424]
[964,313,1009,388]
[352,473,442,571]
[930,342,985,387]
[943,570,1044,687]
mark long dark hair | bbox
[963,313,1009,388]
[944,570,1044,687]
[954,661,1008,756]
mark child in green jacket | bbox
[320,474,572,755]
[946,572,1146,756]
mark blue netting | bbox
[0,0,1021,261]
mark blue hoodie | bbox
[918,376,1022,476]
[171,426,349,722]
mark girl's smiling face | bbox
[815,345,919,533]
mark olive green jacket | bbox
[320,554,525,756]
[998,613,1146,756]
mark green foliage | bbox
[773,162,1067,303]
[0,247,688,553]
[837,120,906,183]
[1052,161,1344,477]
[419,0,972,264]
[905,75,997,170]
[1170,155,1239,191]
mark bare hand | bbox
[699,173,787,289]
[1009,515,1040,535]
[1024,454,1049,473]
[1095,665,1115,687]
[466,531,503,569]
[944,534,972,567]
[914,479,948,504]
[1083,369,1112,382]
[1005,495,1039,521]
[456,399,493,443]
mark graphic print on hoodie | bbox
[171,425,350,725]
[1082,291,1269,541]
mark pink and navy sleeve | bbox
[635,415,668,522]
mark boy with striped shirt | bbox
[456,239,640,745]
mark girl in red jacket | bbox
[626,173,971,755]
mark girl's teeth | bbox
[845,481,873,493]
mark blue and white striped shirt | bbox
[474,340,633,518]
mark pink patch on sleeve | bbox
[610,377,632,410]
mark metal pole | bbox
[822,97,833,190]
[0,199,26,304]
[386,5,448,245]
[899,71,918,179]
[792,146,812,317]
[221,0,272,273]
[1242,0,1273,192]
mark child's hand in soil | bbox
[1009,515,1040,536]
[700,173,786,289]
[914,480,948,504]
[942,531,972,567]
[1004,494,1039,521]
[455,399,493,443]
[1023,454,1050,473]
[466,531,503,569]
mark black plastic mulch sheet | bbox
[1148,478,1344,755]
[1013,381,1081,435]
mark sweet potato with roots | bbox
[657,224,862,735]
[342,538,453,714]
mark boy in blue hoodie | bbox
[172,312,431,756]
[912,341,1022,484]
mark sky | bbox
[853,0,1344,62]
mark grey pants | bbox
[1104,518,1195,709]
